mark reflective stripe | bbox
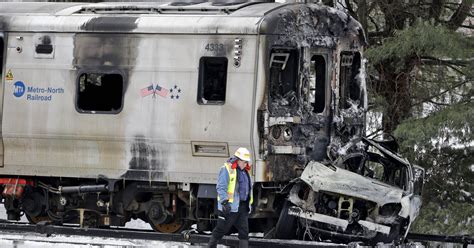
[250,185,253,205]
[225,163,237,203]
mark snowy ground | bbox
[1,204,470,248]
[0,204,216,248]
[0,233,199,248]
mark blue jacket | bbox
[216,159,252,213]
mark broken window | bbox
[365,154,408,189]
[77,73,124,113]
[339,52,361,109]
[269,49,298,101]
[197,57,228,105]
[340,151,408,189]
[309,55,326,113]
[412,166,424,195]
[366,160,385,181]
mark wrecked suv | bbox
[284,137,424,244]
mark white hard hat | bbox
[234,147,251,162]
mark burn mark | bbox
[80,17,138,32]
[0,17,7,31]
[267,155,299,182]
[73,34,138,68]
[122,135,165,181]
[35,35,53,54]
[74,16,139,92]
[73,33,139,95]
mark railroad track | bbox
[0,221,472,248]
[0,221,345,248]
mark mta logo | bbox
[13,81,25,98]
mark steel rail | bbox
[1,221,471,247]
[0,221,346,248]
[406,233,473,248]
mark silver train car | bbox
[0,1,423,243]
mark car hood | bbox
[300,161,404,206]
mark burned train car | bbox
[0,0,423,244]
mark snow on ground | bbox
[0,232,194,248]
[0,204,227,248]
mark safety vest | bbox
[218,162,253,205]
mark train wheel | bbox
[149,217,190,233]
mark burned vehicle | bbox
[283,137,425,244]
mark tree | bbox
[334,0,473,235]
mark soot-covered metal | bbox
[75,17,166,181]
[80,17,139,32]
[122,135,165,181]
[259,5,366,182]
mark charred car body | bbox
[285,137,424,244]
[0,0,423,244]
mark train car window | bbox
[197,57,228,105]
[309,55,326,113]
[76,73,124,113]
[339,52,361,109]
[0,35,3,76]
[269,49,298,99]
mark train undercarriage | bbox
[0,177,285,236]
[1,178,193,233]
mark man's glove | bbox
[221,200,231,215]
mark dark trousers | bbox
[208,201,249,247]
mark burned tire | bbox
[274,201,297,239]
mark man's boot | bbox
[239,239,249,248]
[207,236,218,248]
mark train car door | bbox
[0,32,5,166]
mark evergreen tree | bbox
[334,0,473,235]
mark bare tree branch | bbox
[428,99,451,106]
[366,128,384,138]
[411,80,471,107]
[420,56,471,67]
[344,0,357,19]
[446,0,472,30]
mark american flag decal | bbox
[140,85,155,97]
[155,85,169,98]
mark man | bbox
[208,147,253,248]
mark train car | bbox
[0,0,423,243]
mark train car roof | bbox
[0,1,365,39]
